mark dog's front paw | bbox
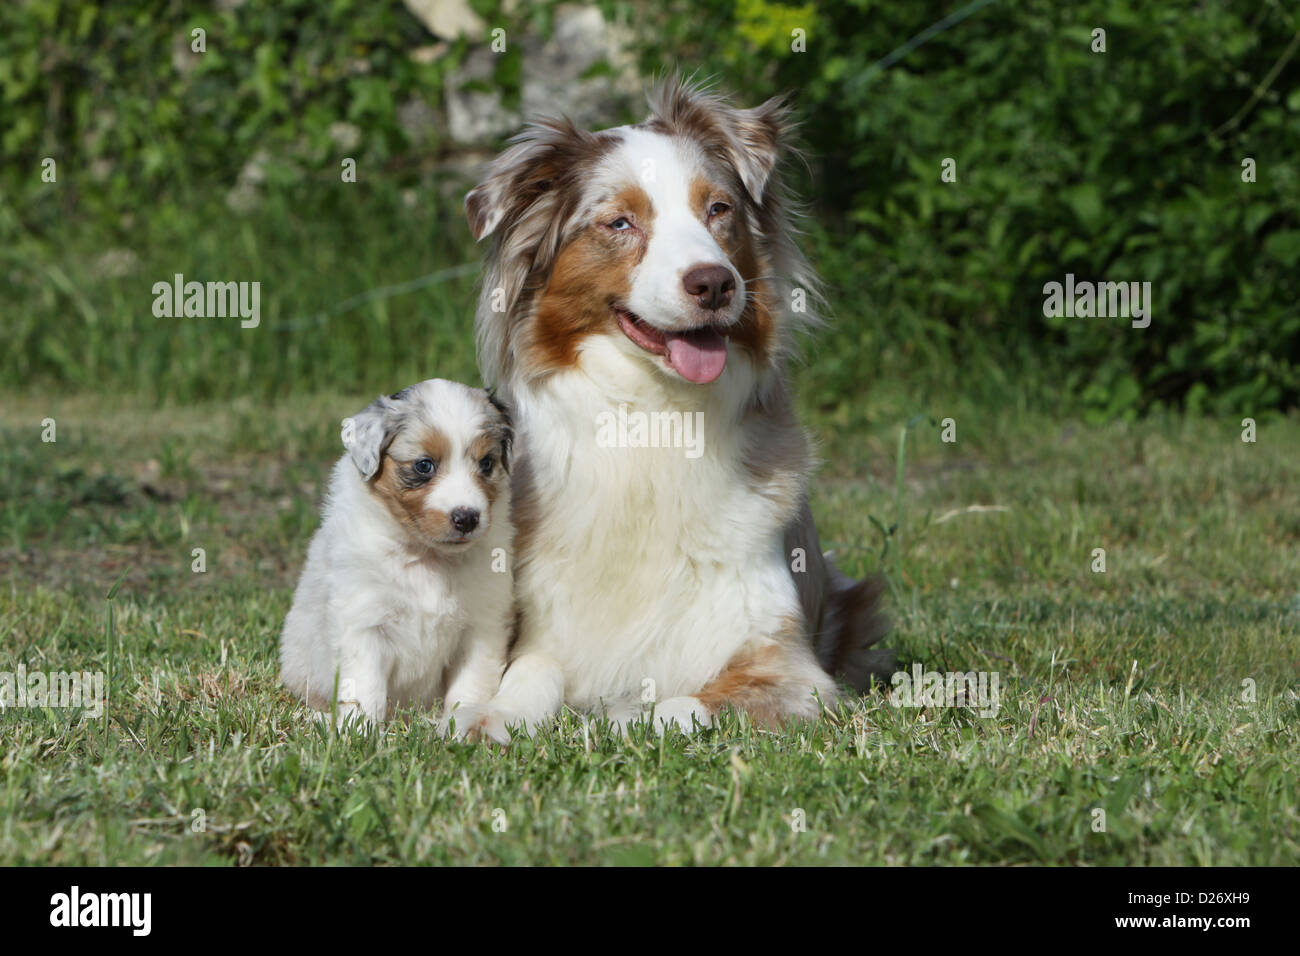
[607,696,714,736]
[441,703,514,744]
[595,698,650,737]
[652,695,715,733]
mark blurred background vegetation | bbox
[2,0,1297,422]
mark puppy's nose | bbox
[450,507,479,535]
[682,264,736,311]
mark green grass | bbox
[2,384,1297,865]
[1,187,484,402]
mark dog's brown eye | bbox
[708,202,731,219]
[414,458,436,476]
[478,455,494,476]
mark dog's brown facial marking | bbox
[611,183,656,236]
[528,184,655,374]
[468,431,508,505]
[688,174,773,363]
[369,425,452,543]
[464,119,622,382]
[728,282,775,364]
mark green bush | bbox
[0,0,519,400]
[1,1,455,221]
[2,0,1297,416]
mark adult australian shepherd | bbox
[453,76,891,742]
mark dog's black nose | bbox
[682,263,736,311]
[450,507,479,534]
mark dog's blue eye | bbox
[413,458,436,476]
[709,202,730,218]
[478,455,494,476]
[609,217,632,231]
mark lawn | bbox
[2,375,1297,865]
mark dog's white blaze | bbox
[425,457,489,529]
[613,128,745,332]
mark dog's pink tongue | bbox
[665,327,727,384]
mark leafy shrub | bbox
[2,0,1297,416]
[0,0,524,231]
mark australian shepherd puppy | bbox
[280,379,514,728]
[457,77,890,742]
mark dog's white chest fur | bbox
[514,346,801,709]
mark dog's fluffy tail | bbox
[816,560,894,691]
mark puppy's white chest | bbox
[391,564,466,643]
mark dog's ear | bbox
[647,76,793,206]
[485,390,514,473]
[464,147,522,242]
[464,118,601,242]
[727,95,792,205]
[341,395,402,480]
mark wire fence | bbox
[270,262,479,332]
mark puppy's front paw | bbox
[441,703,513,744]
[315,701,376,731]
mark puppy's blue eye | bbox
[478,455,494,476]
[609,217,632,231]
[708,202,730,219]
[413,458,436,476]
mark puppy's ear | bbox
[485,390,514,474]
[342,395,401,480]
